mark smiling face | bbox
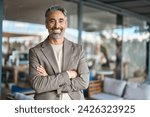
[45,10,68,40]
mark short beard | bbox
[50,33,62,39]
[49,30,65,39]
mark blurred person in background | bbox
[92,44,109,70]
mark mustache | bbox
[50,28,62,33]
[51,28,62,30]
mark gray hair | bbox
[45,5,67,19]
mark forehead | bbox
[47,10,66,19]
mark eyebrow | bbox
[49,18,65,21]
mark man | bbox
[29,5,89,100]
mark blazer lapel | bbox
[62,39,73,71]
[41,38,59,73]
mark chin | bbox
[52,34,62,39]
[49,31,64,39]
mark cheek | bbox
[46,23,54,29]
[62,24,67,29]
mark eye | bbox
[49,19,55,23]
[59,19,64,23]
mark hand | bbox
[68,70,77,78]
[37,65,48,76]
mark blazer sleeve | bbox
[61,45,90,92]
[29,48,71,94]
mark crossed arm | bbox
[37,65,77,79]
[29,48,89,94]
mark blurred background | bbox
[0,0,150,100]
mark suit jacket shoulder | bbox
[65,39,83,52]
[29,39,48,51]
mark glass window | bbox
[82,6,117,80]
[122,16,148,82]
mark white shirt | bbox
[51,43,71,100]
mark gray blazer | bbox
[29,38,89,100]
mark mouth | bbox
[52,29,61,33]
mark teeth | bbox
[53,29,61,33]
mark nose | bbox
[54,21,59,28]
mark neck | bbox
[49,36,64,45]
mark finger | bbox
[37,67,45,73]
[38,70,47,75]
[37,70,43,74]
[37,65,44,69]
[37,69,44,73]
[38,72,46,76]
[37,69,47,75]
[39,65,44,69]
[39,65,46,70]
